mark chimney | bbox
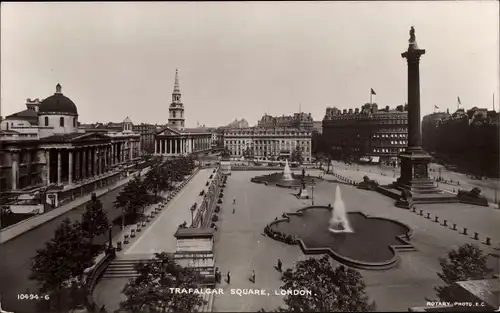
[343,109,347,114]
[348,109,353,114]
[355,108,359,114]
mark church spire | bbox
[173,68,180,94]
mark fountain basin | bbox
[251,172,318,188]
[266,206,414,270]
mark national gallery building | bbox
[0,84,141,212]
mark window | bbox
[45,117,49,126]
[60,117,64,127]
[73,118,76,127]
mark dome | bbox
[123,116,132,123]
[38,84,78,115]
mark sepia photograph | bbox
[0,1,499,312]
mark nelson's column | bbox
[395,27,443,202]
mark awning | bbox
[371,156,380,163]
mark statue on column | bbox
[409,26,418,49]
[409,26,415,43]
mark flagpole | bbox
[370,91,372,104]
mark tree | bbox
[81,193,110,247]
[276,256,375,312]
[144,164,172,197]
[114,176,149,216]
[30,218,95,311]
[120,252,207,313]
[435,244,492,301]
[290,145,304,164]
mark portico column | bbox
[81,150,86,179]
[89,148,94,176]
[11,150,19,190]
[68,150,73,184]
[169,139,172,155]
[111,144,115,164]
[46,150,51,185]
[121,143,125,162]
[104,146,108,171]
[174,139,177,155]
[57,150,62,185]
[129,142,133,160]
[161,139,165,155]
[75,150,80,180]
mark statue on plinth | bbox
[296,177,309,199]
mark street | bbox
[0,185,127,313]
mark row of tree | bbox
[117,243,492,312]
[113,155,196,218]
[29,155,197,312]
[30,193,110,312]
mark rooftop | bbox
[5,109,39,124]
[174,228,215,238]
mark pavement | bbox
[0,168,149,313]
[211,170,500,312]
[329,161,500,207]
[124,168,212,255]
[92,168,212,312]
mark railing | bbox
[83,249,116,313]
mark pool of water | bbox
[252,172,316,187]
[270,208,409,263]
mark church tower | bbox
[168,69,185,130]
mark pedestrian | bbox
[233,197,236,205]
[251,270,256,283]
[100,305,106,313]
[232,207,235,214]
[227,271,231,284]
[277,259,282,272]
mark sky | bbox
[1,1,499,128]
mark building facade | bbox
[422,107,499,176]
[0,84,141,211]
[154,70,212,157]
[257,112,314,131]
[322,103,408,164]
[132,123,159,154]
[223,127,312,162]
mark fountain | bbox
[266,184,415,269]
[283,160,293,181]
[251,159,317,188]
[328,186,353,233]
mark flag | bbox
[457,97,461,105]
[434,105,439,109]
[371,88,377,95]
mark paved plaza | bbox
[212,170,500,312]
[330,160,500,206]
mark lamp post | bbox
[190,205,195,227]
[121,206,126,242]
[311,179,316,205]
